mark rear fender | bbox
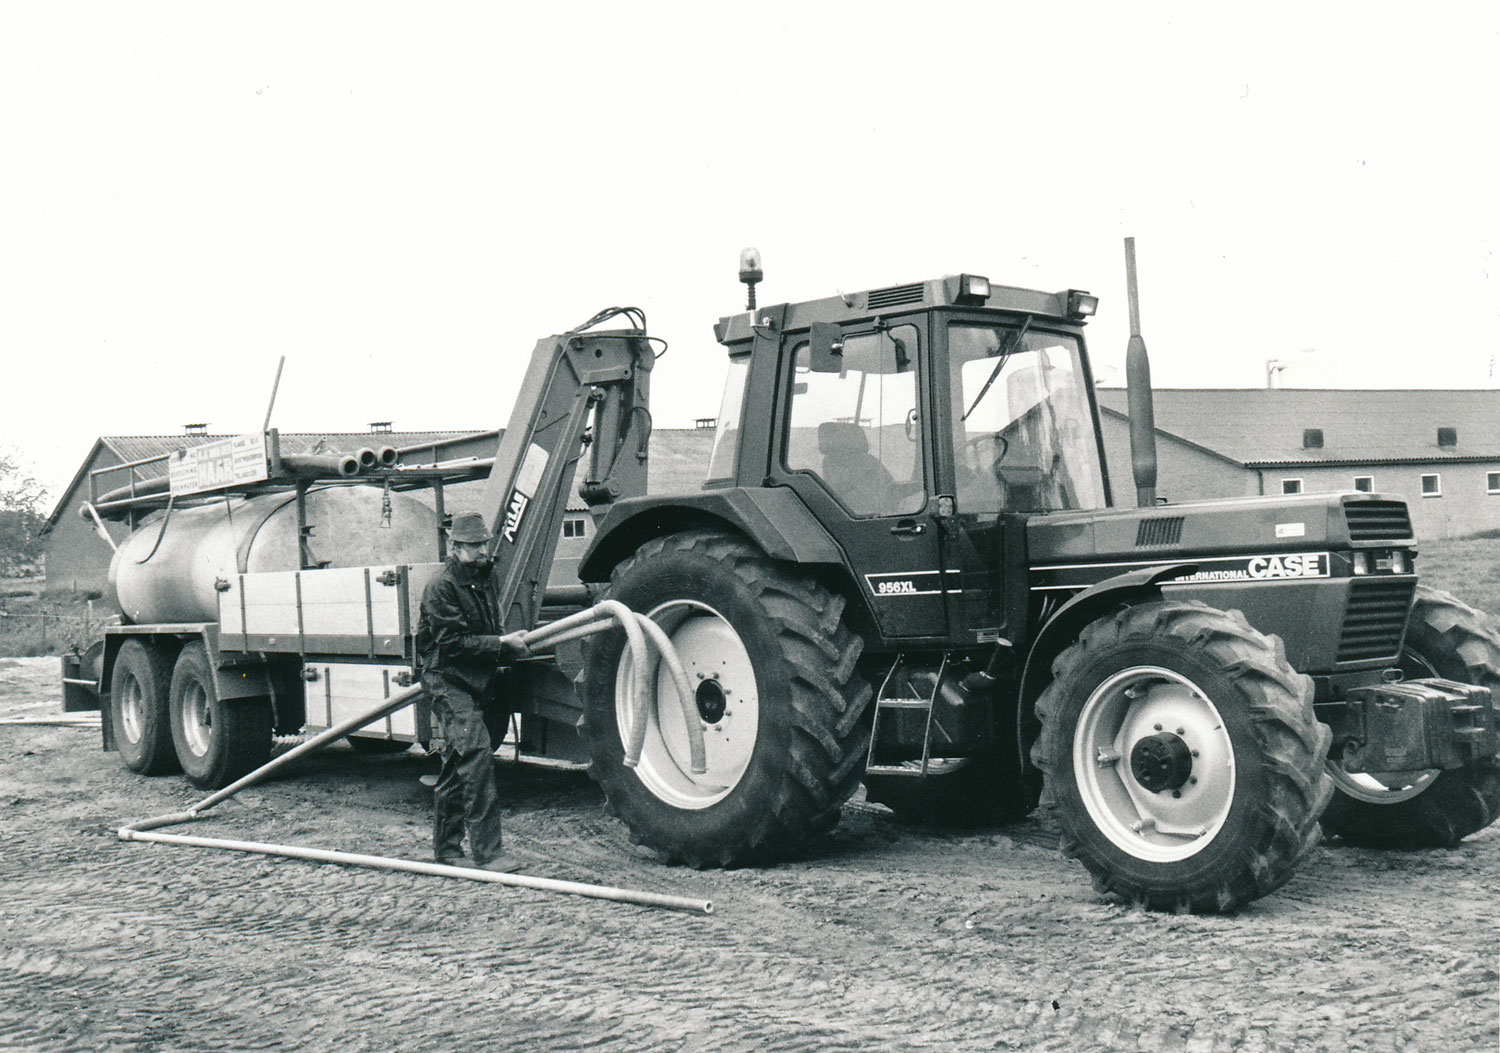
[579,488,876,633]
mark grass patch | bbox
[0,578,108,657]
[1416,536,1500,616]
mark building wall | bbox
[1100,415,1258,506]
[1257,462,1500,540]
[43,449,134,597]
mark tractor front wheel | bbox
[583,530,871,867]
[1032,600,1332,913]
[1321,586,1500,848]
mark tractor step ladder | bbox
[864,652,950,778]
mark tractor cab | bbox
[709,272,1108,648]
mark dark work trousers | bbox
[424,672,507,864]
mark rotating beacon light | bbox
[739,247,763,311]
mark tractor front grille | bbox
[1343,498,1413,542]
[1337,578,1415,662]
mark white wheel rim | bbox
[1326,765,1437,804]
[181,680,212,757]
[1073,665,1236,863]
[120,674,145,744]
[615,600,759,810]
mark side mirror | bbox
[808,322,844,374]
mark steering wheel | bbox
[965,433,1009,482]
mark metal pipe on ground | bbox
[115,602,713,914]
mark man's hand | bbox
[497,631,531,661]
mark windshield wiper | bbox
[962,315,1032,421]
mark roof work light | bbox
[954,274,990,305]
[1066,290,1099,320]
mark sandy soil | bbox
[0,656,1496,1052]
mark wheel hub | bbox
[1130,731,1193,793]
[695,677,728,724]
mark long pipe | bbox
[116,602,711,913]
[117,830,710,913]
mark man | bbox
[416,512,530,872]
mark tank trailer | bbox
[72,253,1500,913]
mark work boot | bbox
[473,853,524,874]
[434,852,465,867]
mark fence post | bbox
[40,613,48,651]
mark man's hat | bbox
[446,512,494,544]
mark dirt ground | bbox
[1,657,1496,1052]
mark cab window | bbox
[784,324,924,516]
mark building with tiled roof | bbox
[1097,388,1500,539]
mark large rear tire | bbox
[1321,586,1500,848]
[169,642,273,790]
[583,530,871,867]
[109,639,179,775]
[1031,601,1332,913]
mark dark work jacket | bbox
[416,557,510,695]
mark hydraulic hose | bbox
[115,601,713,914]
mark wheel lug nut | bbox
[1175,727,1185,736]
[1153,723,1163,732]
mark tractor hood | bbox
[1027,491,1416,588]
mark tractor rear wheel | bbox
[1032,600,1332,913]
[168,642,273,790]
[1321,586,1500,848]
[109,639,180,775]
[583,530,871,867]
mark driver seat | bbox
[817,422,894,513]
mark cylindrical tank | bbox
[110,485,442,624]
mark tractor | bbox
[574,251,1500,912]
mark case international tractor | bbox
[78,247,1500,913]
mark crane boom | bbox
[478,323,655,634]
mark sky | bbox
[3,2,1497,506]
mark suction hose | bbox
[117,601,713,914]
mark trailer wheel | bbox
[1321,586,1500,848]
[109,639,180,775]
[1031,601,1332,913]
[169,642,272,790]
[583,530,871,867]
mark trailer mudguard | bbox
[579,487,845,583]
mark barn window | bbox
[1302,429,1324,449]
[561,518,587,539]
[1281,478,1303,495]
[1353,476,1373,493]
[1487,472,1500,495]
[1437,427,1457,447]
[1421,474,1442,497]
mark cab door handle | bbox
[890,519,926,536]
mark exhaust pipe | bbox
[376,445,399,467]
[355,447,380,470]
[1123,237,1158,507]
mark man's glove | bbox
[496,630,531,661]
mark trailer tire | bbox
[1321,586,1500,849]
[109,639,180,775]
[169,642,273,790]
[583,530,871,867]
[1031,600,1332,913]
